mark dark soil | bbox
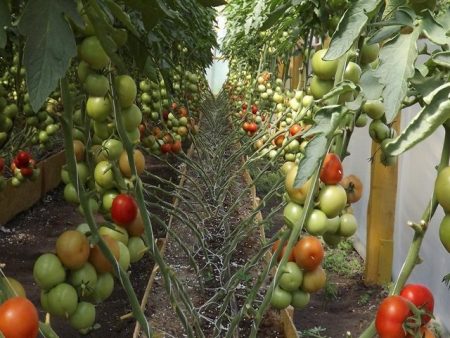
[0,156,180,338]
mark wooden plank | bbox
[364,118,400,285]
[290,55,302,90]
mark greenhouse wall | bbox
[345,106,450,332]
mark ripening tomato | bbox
[171,141,182,153]
[339,175,363,203]
[111,194,138,225]
[0,297,39,338]
[400,284,434,324]
[89,235,120,273]
[375,295,412,338]
[289,124,302,137]
[251,105,258,114]
[272,239,295,262]
[320,153,343,184]
[118,150,145,178]
[56,230,90,270]
[161,143,172,154]
[293,236,324,271]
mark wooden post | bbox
[364,118,401,285]
[290,54,302,90]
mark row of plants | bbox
[0,0,219,337]
[223,0,449,336]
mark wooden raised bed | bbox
[0,151,65,226]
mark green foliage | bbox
[323,239,363,278]
[299,326,330,338]
[18,0,81,111]
[0,0,10,49]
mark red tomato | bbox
[375,295,412,338]
[271,239,295,262]
[20,167,33,177]
[400,284,434,324]
[171,141,182,153]
[247,122,258,133]
[161,143,172,154]
[162,110,169,121]
[293,236,324,271]
[0,157,4,172]
[241,103,248,110]
[320,153,343,184]
[15,151,31,169]
[289,124,302,137]
[251,104,258,114]
[111,194,138,225]
[0,297,39,338]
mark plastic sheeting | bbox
[344,106,450,332]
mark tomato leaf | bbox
[374,26,420,123]
[295,106,345,187]
[324,0,383,61]
[259,3,290,31]
[319,81,357,102]
[197,0,227,6]
[410,70,446,98]
[0,0,10,49]
[367,26,400,45]
[383,83,450,156]
[421,11,450,47]
[360,69,383,100]
[103,0,140,36]
[18,0,80,111]
[431,51,450,69]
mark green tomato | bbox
[291,289,310,309]
[322,232,342,248]
[98,224,129,245]
[115,75,137,108]
[86,96,112,122]
[439,215,450,253]
[338,213,358,237]
[94,161,115,189]
[318,185,347,218]
[102,190,119,212]
[270,286,292,310]
[33,253,66,290]
[93,121,113,140]
[305,209,328,235]
[369,120,390,143]
[64,183,80,204]
[78,198,99,216]
[311,49,339,80]
[3,103,18,119]
[360,43,380,65]
[91,273,114,303]
[118,242,131,271]
[363,99,385,120]
[79,36,110,70]
[436,167,450,213]
[77,61,91,82]
[101,139,124,161]
[283,202,304,228]
[84,73,109,97]
[343,62,362,84]
[279,262,303,292]
[69,263,98,298]
[69,302,96,331]
[121,104,142,132]
[355,113,368,127]
[128,237,147,263]
[47,283,78,317]
[326,216,341,234]
[310,75,334,99]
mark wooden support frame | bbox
[364,117,401,285]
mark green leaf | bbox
[410,70,446,98]
[422,11,450,47]
[375,27,420,123]
[319,81,358,102]
[259,3,290,31]
[384,83,450,156]
[197,0,226,6]
[360,69,383,100]
[368,26,400,45]
[0,0,10,49]
[431,51,450,69]
[295,107,346,187]
[18,0,78,111]
[325,0,383,60]
[104,0,139,36]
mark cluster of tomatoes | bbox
[137,73,201,155]
[375,284,435,338]
[240,103,260,135]
[33,190,147,333]
[270,235,325,310]
[0,84,15,148]
[9,151,40,187]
